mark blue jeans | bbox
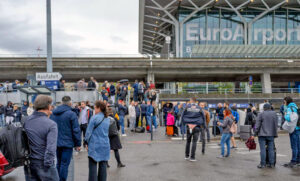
[220,133,232,156]
[24,160,59,181]
[180,124,186,135]
[133,94,138,102]
[56,147,73,181]
[289,130,300,163]
[0,114,4,127]
[258,136,275,166]
[88,157,107,181]
[119,116,125,134]
[146,116,157,131]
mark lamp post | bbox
[46,0,53,72]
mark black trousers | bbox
[185,126,201,159]
[80,123,88,146]
[135,116,140,128]
[88,157,107,181]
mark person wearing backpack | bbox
[254,103,278,169]
[107,108,125,168]
[231,105,239,149]
[4,101,14,125]
[283,96,300,168]
[132,80,139,102]
[23,95,59,181]
[110,84,116,104]
[217,109,234,158]
[138,81,145,103]
[182,97,206,161]
[118,100,127,136]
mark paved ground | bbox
[1,127,300,181]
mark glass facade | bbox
[180,8,300,57]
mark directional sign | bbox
[36,72,62,81]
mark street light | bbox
[46,0,53,73]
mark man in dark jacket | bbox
[4,101,14,125]
[216,103,224,134]
[24,95,59,181]
[87,77,96,91]
[50,96,81,181]
[255,103,278,169]
[140,101,148,128]
[182,98,206,161]
[135,102,141,128]
[132,80,139,102]
[118,100,127,136]
[21,101,29,116]
[110,84,116,104]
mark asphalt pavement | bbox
[1,127,299,181]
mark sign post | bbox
[36,72,62,90]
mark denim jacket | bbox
[85,112,110,162]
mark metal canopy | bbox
[191,45,300,58]
[139,0,300,56]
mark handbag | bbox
[230,121,237,134]
[282,107,298,133]
[245,138,256,151]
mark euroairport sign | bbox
[186,24,300,44]
[36,72,62,81]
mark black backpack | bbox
[0,124,30,168]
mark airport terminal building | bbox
[139,0,300,93]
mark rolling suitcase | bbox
[135,127,145,133]
[166,126,174,136]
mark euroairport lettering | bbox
[186,24,300,43]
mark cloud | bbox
[0,0,140,55]
[110,36,128,44]
[0,16,83,54]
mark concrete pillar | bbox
[147,70,155,84]
[261,73,272,93]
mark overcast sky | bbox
[0,0,139,55]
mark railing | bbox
[158,88,300,95]
[0,53,147,58]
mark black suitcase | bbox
[266,143,277,165]
[135,127,145,133]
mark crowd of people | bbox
[1,81,300,180]
[162,97,299,170]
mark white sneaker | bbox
[217,155,224,159]
[189,158,197,162]
[185,157,189,160]
[122,134,127,137]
